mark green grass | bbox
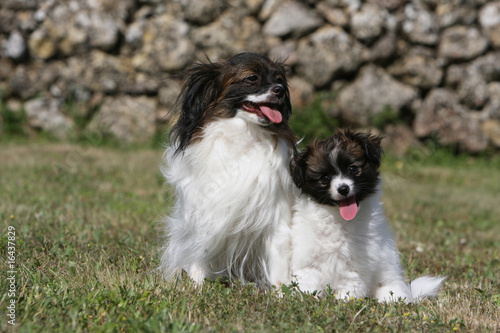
[0,142,499,332]
[290,92,340,147]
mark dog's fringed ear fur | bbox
[170,62,223,153]
[362,132,384,168]
[291,148,311,189]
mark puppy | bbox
[160,52,297,288]
[290,129,445,302]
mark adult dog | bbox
[160,53,296,288]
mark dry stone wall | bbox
[1,0,500,153]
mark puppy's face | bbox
[292,130,383,220]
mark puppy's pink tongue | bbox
[340,196,358,221]
[260,105,282,124]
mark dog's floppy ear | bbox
[363,132,384,167]
[170,61,223,153]
[291,147,310,189]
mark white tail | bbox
[410,276,446,301]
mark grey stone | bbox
[388,53,443,89]
[24,98,74,139]
[2,0,38,10]
[402,3,440,45]
[259,0,281,21]
[9,63,61,100]
[227,0,266,16]
[350,4,387,43]
[27,2,126,58]
[316,2,349,27]
[439,26,489,61]
[469,52,500,82]
[362,32,397,63]
[482,119,500,147]
[324,0,361,11]
[366,0,405,10]
[28,27,57,60]
[131,14,195,72]
[158,80,182,110]
[457,72,489,110]
[87,96,157,144]
[263,1,323,38]
[180,0,226,25]
[2,30,26,60]
[479,2,500,48]
[76,11,121,51]
[436,4,476,28]
[445,64,467,87]
[413,89,488,153]
[289,76,314,108]
[483,82,500,119]
[192,10,265,61]
[0,58,14,81]
[268,40,298,65]
[382,124,421,157]
[296,25,364,87]
[336,65,418,126]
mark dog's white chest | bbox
[165,118,293,233]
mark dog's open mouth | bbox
[339,196,358,221]
[242,101,283,124]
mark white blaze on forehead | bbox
[328,147,341,174]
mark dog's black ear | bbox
[291,148,310,189]
[363,132,384,167]
[170,62,222,153]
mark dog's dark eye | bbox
[348,165,359,174]
[276,76,284,84]
[320,175,331,184]
[245,74,259,83]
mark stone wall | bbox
[1,0,500,152]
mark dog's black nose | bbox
[337,184,350,196]
[271,85,284,97]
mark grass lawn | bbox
[0,141,499,332]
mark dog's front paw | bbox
[187,263,207,286]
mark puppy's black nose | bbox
[271,85,284,97]
[337,184,350,196]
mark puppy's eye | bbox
[276,76,284,84]
[348,165,359,174]
[245,75,259,83]
[320,175,331,184]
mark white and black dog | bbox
[290,129,445,302]
[160,53,297,288]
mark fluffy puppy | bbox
[160,52,297,288]
[290,129,445,302]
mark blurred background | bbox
[1,0,500,155]
[1,3,500,331]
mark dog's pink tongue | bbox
[260,105,282,124]
[340,196,358,221]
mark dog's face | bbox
[292,130,383,220]
[171,52,292,152]
[225,53,291,126]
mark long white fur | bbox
[291,187,445,302]
[160,116,296,287]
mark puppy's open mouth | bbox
[339,196,359,221]
[242,102,283,124]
